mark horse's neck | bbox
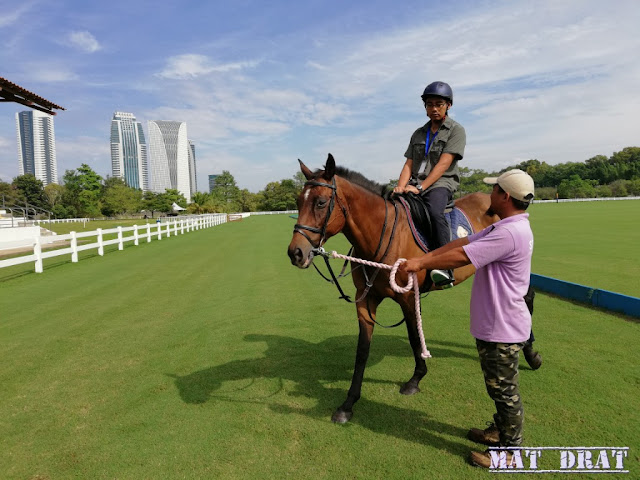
[338,179,392,259]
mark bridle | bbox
[293,177,346,251]
[292,177,408,327]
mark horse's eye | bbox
[316,199,328,208]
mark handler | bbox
[393,81,466,288]
[400,169,535,468]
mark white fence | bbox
[0,214,227,274]
[533,196,640,204]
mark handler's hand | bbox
[400,257,423,273]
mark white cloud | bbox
[157,54,259,79]
[67,30,101,53]
[0,4,34,28]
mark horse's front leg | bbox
[331,298,379,424]
[399,297,428,395]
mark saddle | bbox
[396,193,474,253]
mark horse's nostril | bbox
[288,246,303,265]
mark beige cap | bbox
[483,169,535,202]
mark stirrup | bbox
[430,269,454,289]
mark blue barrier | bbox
[530,274,640,318]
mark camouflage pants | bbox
[476,339,525,447]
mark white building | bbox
[188,140,197,198]
[147,120,193,202]
[110,112,148,190]
[16,110,58,186]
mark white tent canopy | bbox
[171,202,186,212]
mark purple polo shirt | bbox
[462,214,533,343]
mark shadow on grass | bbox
[170,333,473,454]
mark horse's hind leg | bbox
[399,299,428,395]
[331,298,379,424]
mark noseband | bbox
[293,178,345,250]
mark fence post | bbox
[157,223,162,240]
[181,220,185,234]
[118,226,124,251]
[71,231,78,262]
[134,225,139,246]
[34,237,43,273]
[147,224,151,243]
[166,222,171,238]
[174,220,178,236]
[97,228,104,256]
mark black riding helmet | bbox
[421,81,453,105]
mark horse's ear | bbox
[323,153,336,181]
[298,159,313,180]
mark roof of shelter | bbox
[0,76,65,115]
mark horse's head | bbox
[287,154,346,268]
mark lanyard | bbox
[419,128,438,174]
[425,128,438,158]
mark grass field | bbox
[1,205,638,479]
[529,200,639,297]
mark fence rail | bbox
[0,214,227,273]
[533,196,640,203]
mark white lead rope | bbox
[325,250,432,359]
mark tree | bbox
[101,177,143,217]
[211,171,240,211]
[0,180,19,207]
[236,189,260,212]
[44,183,65,210]
[258,179,298,211]
[164,189,188,209]
[293,171,307,191]
[63,164,103,217]
[187,191,212,214]
[12,174,48,211]
[557,175,597,198]
[142,191,165,218]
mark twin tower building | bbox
[110,112,197,203]
[16,110,197,203]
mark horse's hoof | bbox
[399,383,421,395]
[331,410,353,423]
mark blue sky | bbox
[1,0,639,192]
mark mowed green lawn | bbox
[530,200,639,297]
[1,207,639,479]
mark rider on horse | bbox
[393,81,466,288]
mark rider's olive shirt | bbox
[404,115,466,193]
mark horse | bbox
[287,154,500,424]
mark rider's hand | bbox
[392,185,406,195]
[404,185,420,194]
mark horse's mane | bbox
[312,165,388,197]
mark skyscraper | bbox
[188,140,197,198]
[147,120,193,202]
[110,112,148,190]
[208,174,219,194]
[16,110,58,186]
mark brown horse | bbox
[287,154,498,423]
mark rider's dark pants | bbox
[422,187,452,250]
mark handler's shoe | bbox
[470,449,513,468]
[430,269,454,289]
[467,423,500,446]
[523,344,542,370]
